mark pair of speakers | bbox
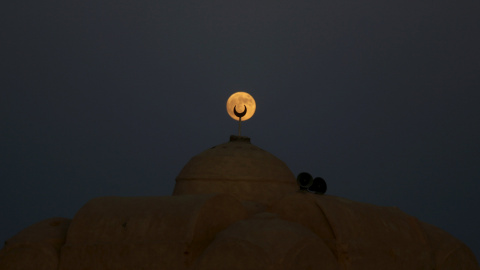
[296,172,327,194]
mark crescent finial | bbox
[234,105,247,118]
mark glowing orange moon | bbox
[226,92,256,121]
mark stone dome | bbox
[1,136,478,270]
[173,135,297,205]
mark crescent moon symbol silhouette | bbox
[234,105,247,118]
[226,92,256,121]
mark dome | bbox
[173,135,297,205]
[1,136,478,269]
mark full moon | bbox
[226,92,256,121]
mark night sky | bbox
[1,0,479,259]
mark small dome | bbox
[173,135,297,204]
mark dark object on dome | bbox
[234,105,247,118]
[297,172,313,190]
[308,177,327,194]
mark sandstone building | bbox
[0,136,478,269]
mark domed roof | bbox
[173,135,297,205]
[2,136,478,269]
[3,193,478,270]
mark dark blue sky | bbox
[1,0,479,259]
